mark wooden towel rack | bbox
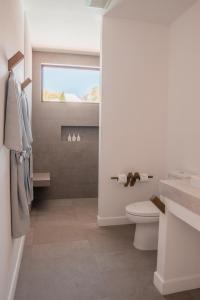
[21,78,32,89]
[8,51,24,71]
[151,196,165,214]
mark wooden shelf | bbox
[33,172,50,187]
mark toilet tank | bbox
[168,171,192,180]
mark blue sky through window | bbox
[42,65,100,102]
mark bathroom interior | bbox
[1,0,200,300]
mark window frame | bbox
[41,63,100,104]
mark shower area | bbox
[32,51,100,201]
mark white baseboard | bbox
[154,271,200,295]
[8,236,25,300]
[97,215,131,226]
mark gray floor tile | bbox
[31,210,76,228]
[102,268,155,299]
[25,228,34,246]
[16,247,108,300]
[95,248,157,272]
[165,291,194,300]
[32,223,88,244]
[189,288,200,300]
[29,240,91,260]
[14,197,200,300]
[87,225,134,253]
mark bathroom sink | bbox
[159,178,200,216]
[155,178,200,295]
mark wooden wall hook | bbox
[8,51,24,71]
[21,78,32,89]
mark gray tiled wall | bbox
[32,51,100,200]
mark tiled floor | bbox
[15,198,200,300]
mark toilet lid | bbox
[126,201,159,217]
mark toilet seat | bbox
[126,201,159,217]
[126,201,159,250]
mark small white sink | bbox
[156,179,200,296]
[159,178,200,216]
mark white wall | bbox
[167,0,200,174]
[0,1,32,299]
[98,17,169,223]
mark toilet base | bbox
[133,222,159,251]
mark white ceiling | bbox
[23,0,104,54]
[106,0,197,25]
[23,0,197,54]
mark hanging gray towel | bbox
[21,90,33,205]
[4,71,31,238]
[4,71,23,151]
[10,151,30,238]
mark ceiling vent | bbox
[86,0,112,9]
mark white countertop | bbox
[159,179,200,216]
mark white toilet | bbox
[125,171,191,251]
[126,201,159,250]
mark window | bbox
[41,64,100,103]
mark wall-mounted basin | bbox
[159,178,200,216]
[154,178,200,295]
